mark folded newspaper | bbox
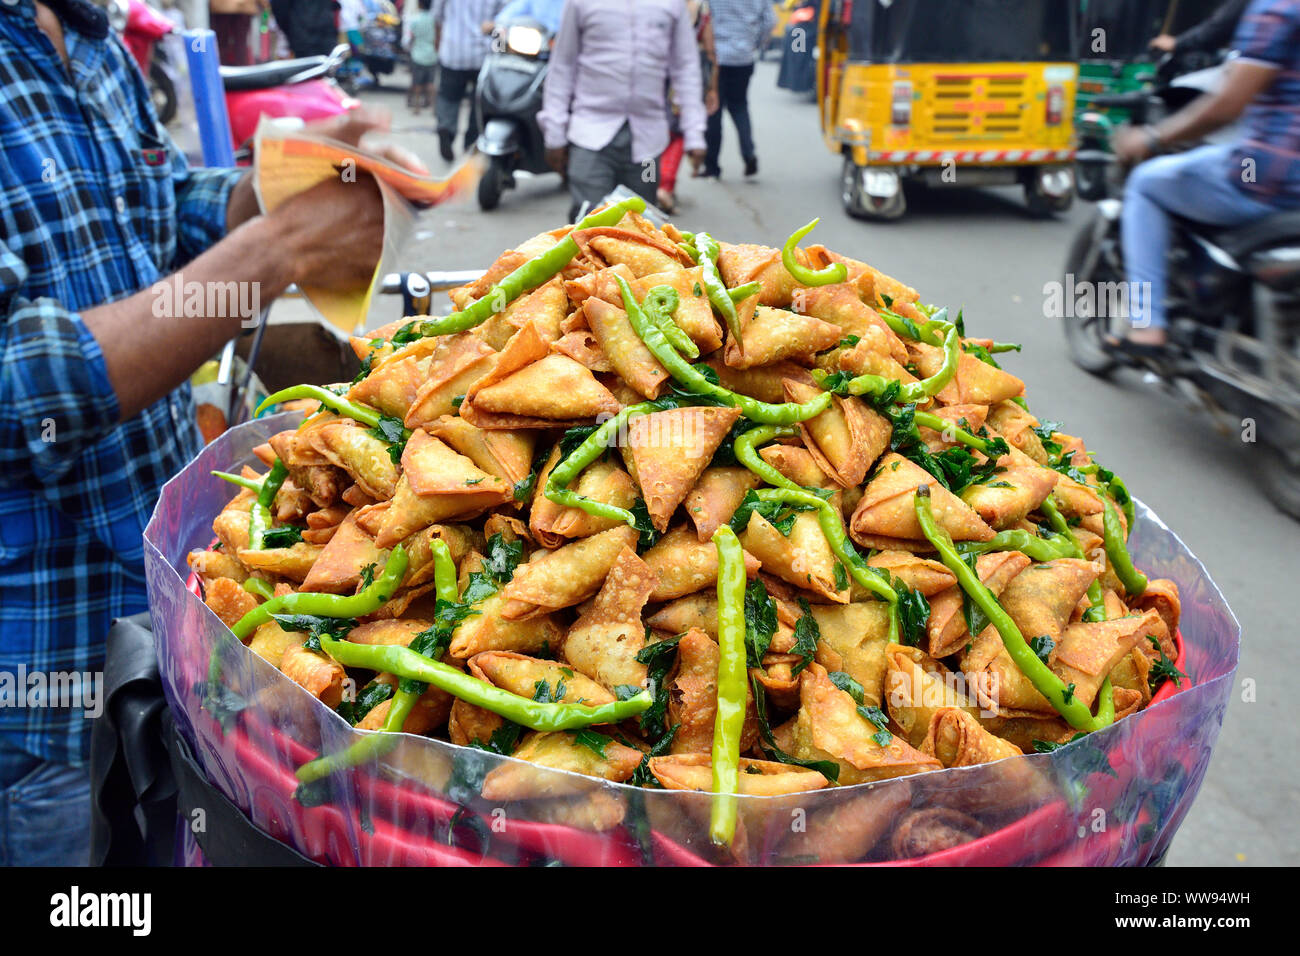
[253,117,480,331]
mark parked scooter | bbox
[474,17,554,211]
[110,0,179,123]
[117,0,356,159]
[1065,59,1300,519]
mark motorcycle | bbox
[1065,59,1300,519]
[115,0,356,159]
[474,17,554,211]
[110,0,180,124]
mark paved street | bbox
[276,61,1297,865]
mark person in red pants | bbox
[657,0,716,213]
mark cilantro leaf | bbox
[261,524,305,549]
[1029,634,1055,663]
[743,579,778,667]
[789,598,820,675]
[635,634,683,739]
[1147,635,1187,689]
[336,680,393,725]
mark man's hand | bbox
[545,146,569,173]
[705,89,719,115]
[687,149,706,173]
[272,174,386,292]
[1113,125,1157,166]
[1149,33,1177,53]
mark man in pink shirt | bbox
[539,0,707,219]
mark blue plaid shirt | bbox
[1231,0,1300,200]
[1,0,241,765]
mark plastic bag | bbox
[144,416,1239,866]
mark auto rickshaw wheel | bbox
[841,157,906,221]
[1024,166,1075,218]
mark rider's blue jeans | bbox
[1122,142,1280,329]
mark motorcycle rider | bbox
[1149,0,1250,55]
[1112,0,1300,352]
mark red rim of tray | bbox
[184,561,1191,866]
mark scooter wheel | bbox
[478,160,505,211]
[1261,447,1300,523]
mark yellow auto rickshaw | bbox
[819,0,1081,220]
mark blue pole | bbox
[182,29,235,167]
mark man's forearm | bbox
[81,214,298,421]
[225,171,259,232]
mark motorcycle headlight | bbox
[106,0,128,34]
[506,26,543,56]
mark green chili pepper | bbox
[320,637,651,731]
[955,529,1077,564]
[780,218,848,287]
[909,409,1002,455]
[230,545,410,640]
[212,470,263,493]
[382,538,458,733]
[1039,496,1106,620]
[677,241,700,263]
[693,231,745,347]
[709,524,747,846]
[543,402,660,526]
[732,424,802,490]
[810,326,959,406]
[416,196,646,339]
[877,307,951,347]
[641,284,699,358]
[914,485,1113,733]
[246,460,288,550]
[295,731,398,785]
[1102,497,1147,598]
[254,384,407,440]
[616,276,832,425]
[241,577,275,601]
[727,281,762,303]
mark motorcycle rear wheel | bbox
[1062,212,1119,377]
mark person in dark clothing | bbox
[1149,0,1250,54]
[271,0,342,58]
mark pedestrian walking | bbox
[539,0,707,221]
[433,0,504,161]
[406,0,437,113]
[702,0,773,179]
[658,0,717,213]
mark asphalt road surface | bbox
[275,62,1297,865]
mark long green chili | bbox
[383,538,458,732]
[955,529,1077,564]
[1039,496,1107,621]
[751,487,901,642]
[781,218,848,287]
[319,637,652,731]
[709,525,747,846]
[914,486,1113,733]
[229,545,410,640]
[242,577,275,601]
[416,196,646,338]
[641,285,699,359]
[732,424,801,490]
[214,460,288,551]
[246,460,288,550]
[1102,497,1147,598]
[727,281,762,303]
[543,401,661,526]
[693,231,745,347]
[813,326,960,405]
[619,277,833,425]
[254,384,410,442]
